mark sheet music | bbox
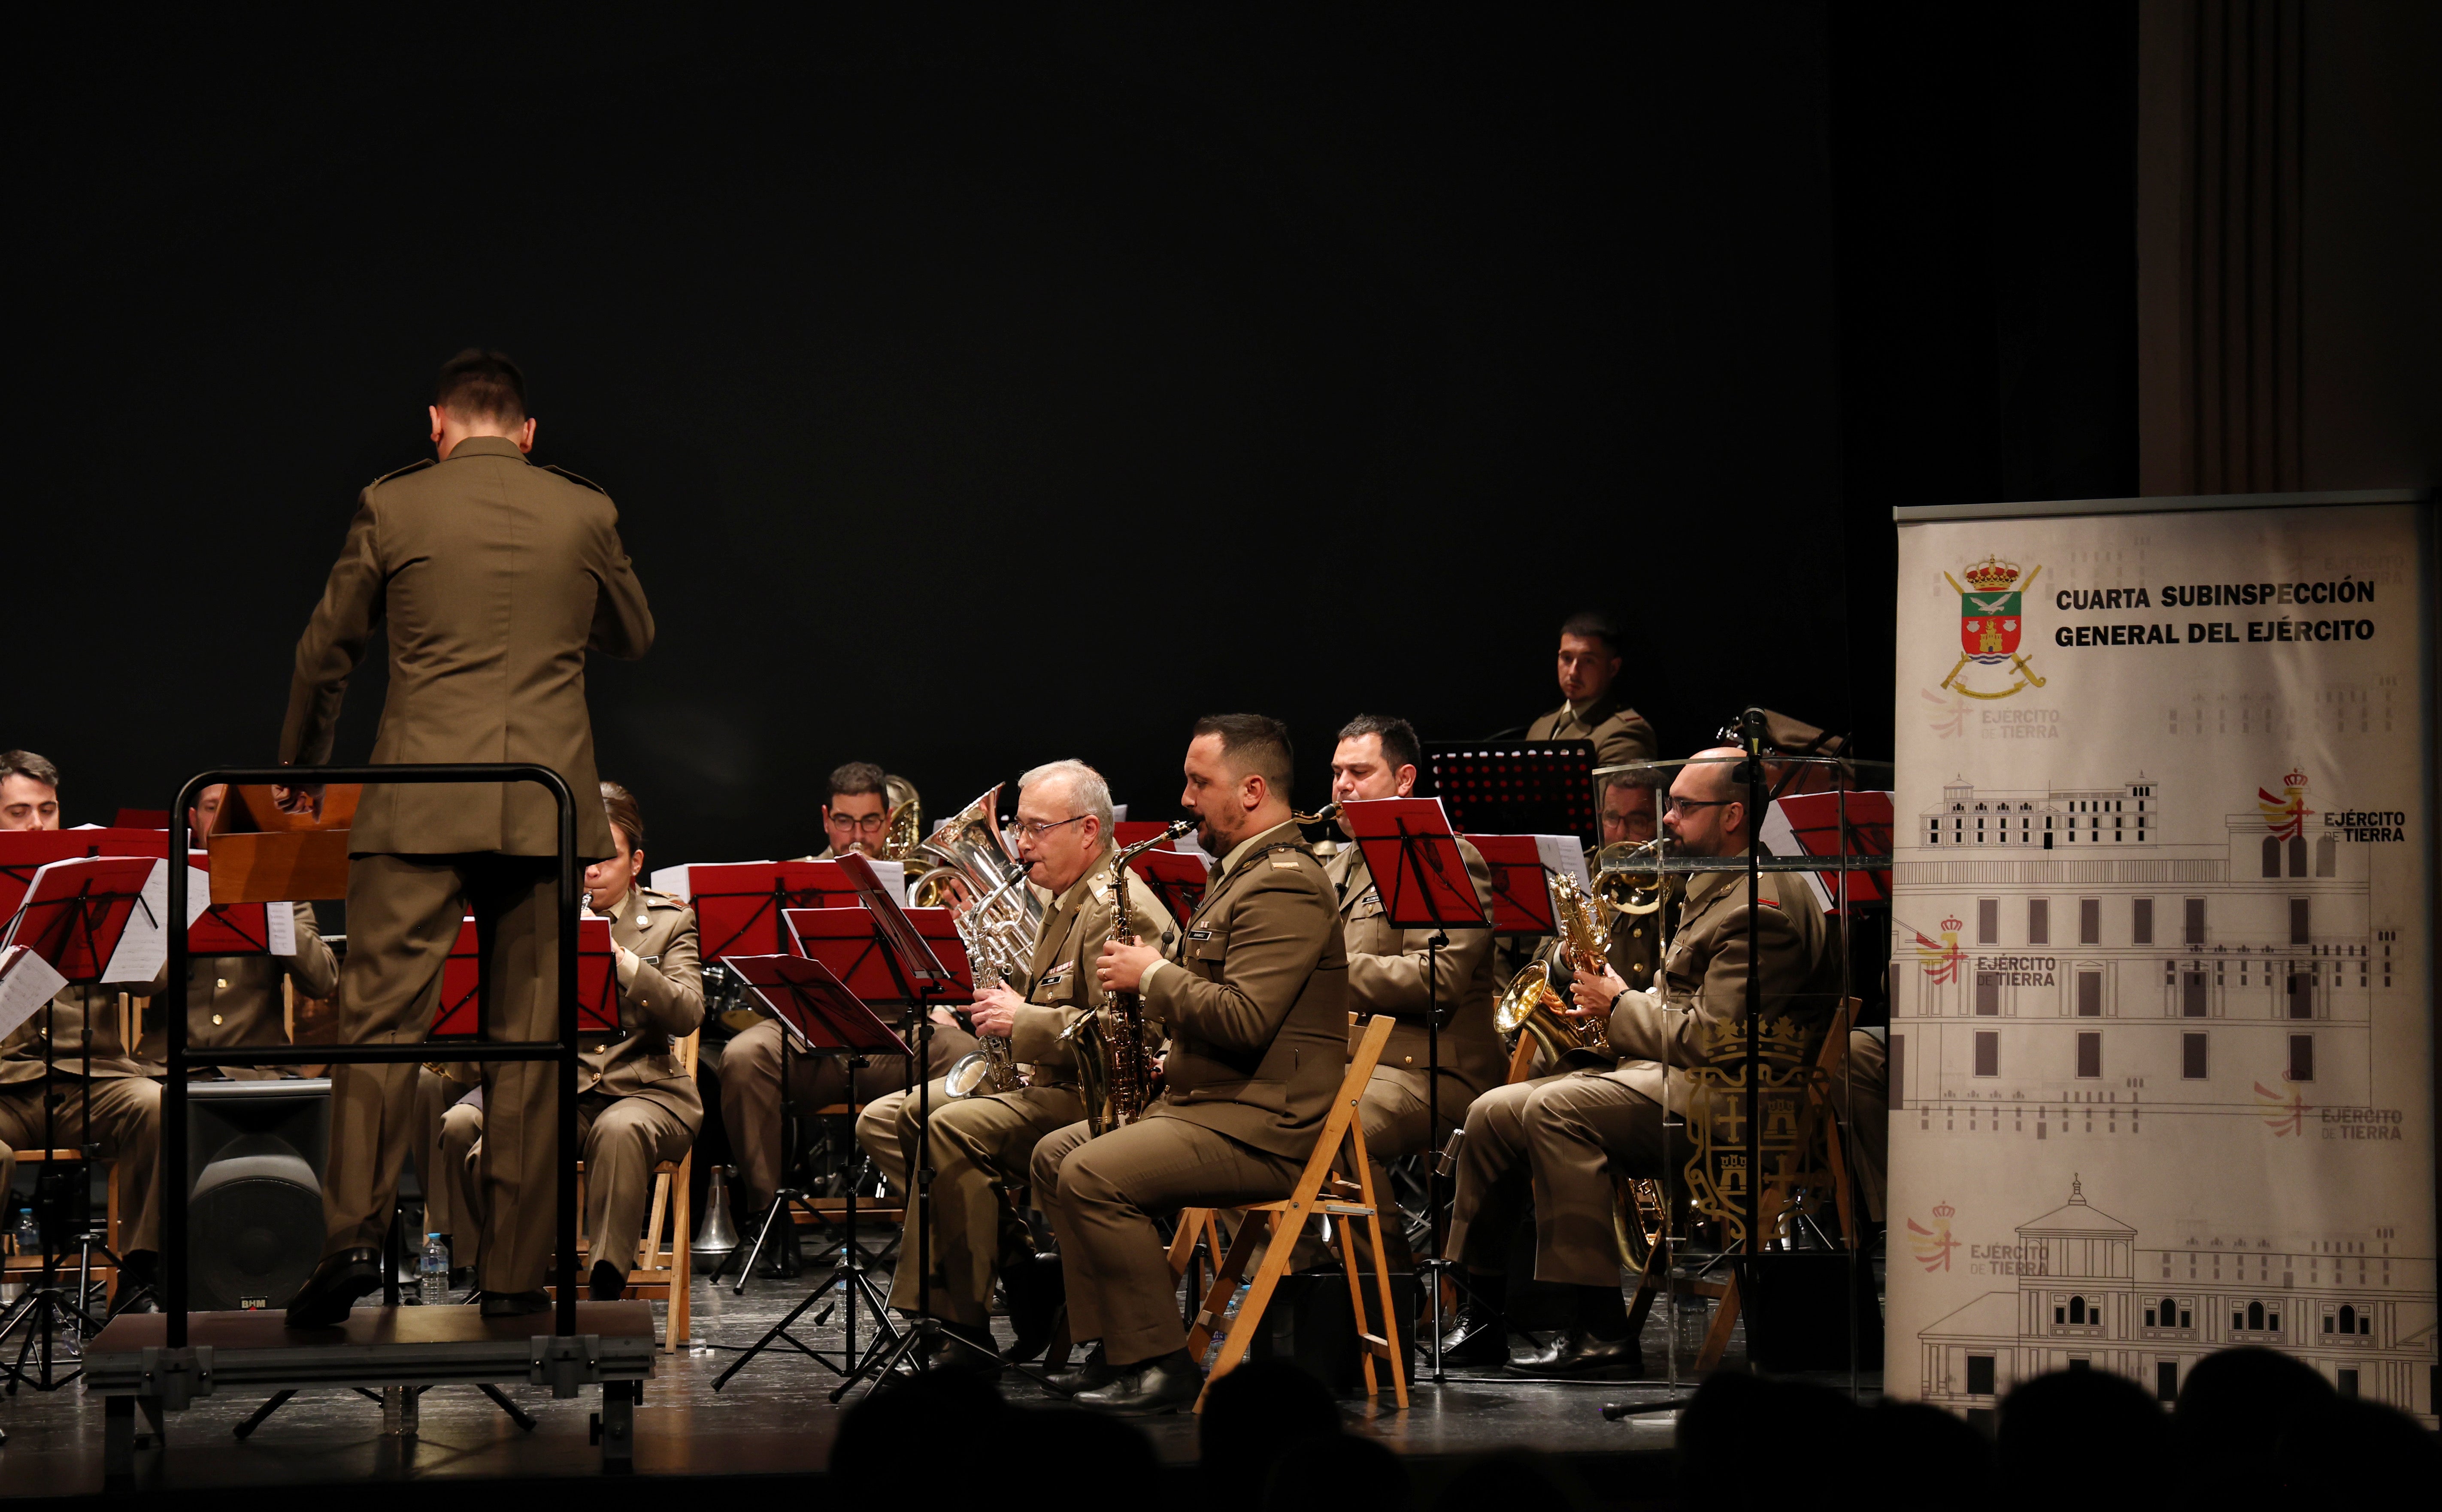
[1531,834,1591,893]
[0,945,68,1038]
[105,859,214,984]
[648,863,692,896]
[267,897,297,955]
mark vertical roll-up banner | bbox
[1888,491,2437,1427]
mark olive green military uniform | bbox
[1526,692,1658,770]
[857,852,1174,1327]
[136,903,339,1081]
[1443,853,1838,1287]
[281,436,654,1291]
[1323,831,1501,1211]
[440,885,703,1277]
[0,981,167,1254]
[1030,820,1348,1365]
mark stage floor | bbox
[0,1262,1880,1498]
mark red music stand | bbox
[1463,835,1560,936]
[782,907,975,1007]
[187,901,295,957]
[0,829,172,922]
[431,913,620,1036]
[680,861,867,964]
[1762,790,1895,910]
[1127,847,1210,925]
[2,856,176,986]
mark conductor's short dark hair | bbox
[1559,611,1622,655]
[434,348,528,423]
[1,750,61,789]
[1192,714,1294,802]
[600,780,645,855]
[1336,714,1421,776]
[827,762,889,804]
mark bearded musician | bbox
[851,759,1173,1372]
[1433,747,1841,1379]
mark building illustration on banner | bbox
[1913,1177,2436,1425]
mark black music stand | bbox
[1340,798,1491,1385]
[0,853,169,1390]
[825,851,1005,1396]
[1422,740,1600,847]
[711,953,910,1390]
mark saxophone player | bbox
[1322,716,1502,1264]
[852,760,1173,1371]
[1029,715,1348,1414]
[1433,748,1839,1377]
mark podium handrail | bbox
[162,762,582,1346]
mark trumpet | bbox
[1492,870,1613,1063]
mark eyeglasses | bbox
[1664,796,1733,816]
[1014,815,1088,841]
[828,811,888,833]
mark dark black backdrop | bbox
[6,7,2134,863]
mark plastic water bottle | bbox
[418,1233,450,1306]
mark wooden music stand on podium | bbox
[709,953,910,1391]
[1338,797,1491,1384]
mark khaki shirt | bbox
[1526,691,1658,770]
[1324,832,1503,1098]
[279,436,654,860]
[1005,849,1177,1084]
[137,902,340,1079]
[1142,820,1349,1160]
[1602,851,1840,1114]
[577,885,706,1129]
[1,968,169,1086]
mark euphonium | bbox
[1493,870,1613,1063]
[1066,819,1194,1135]
[911,786,1045,1097]
[1595,837,1682,921]
[880,776,925,886]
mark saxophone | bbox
[1067,820,1195,1136]
[1492,869,1615,1062]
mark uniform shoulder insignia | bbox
[541,463,609,495]
[1270,858,1302,871]
[643,886,689,909]
[365,459,435,490]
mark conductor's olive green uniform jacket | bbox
[1526,690,1657,771]
[1138,820,1348,1160]
[1322,831,1503,1101]
[1006,852,1178,1086]
[278,435,654,860]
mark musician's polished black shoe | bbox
[1430,1308,1511,1368]
[1509,1327,1645,1379]
[1040,1344,1113,1398]
[1074,1349,1203,1415]
[479,1288,553,1318]
[589,1260,628,1301]
[923,1321,1006,1381]
[284,1247,384,1330]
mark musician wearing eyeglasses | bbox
[852,759,1173,1372]
[1434,748,1839,1378]
[1320,715,1501,1267]
[1029,715,1348,1414]
[801,761,892,861]
[1523,611,1657,769]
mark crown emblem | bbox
[1963,555,2021,591]
[1932,1201,1955,1220]
[1940,915,1963,934]
[2283,768,2308,791]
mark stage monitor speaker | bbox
[184,1078,331,1312]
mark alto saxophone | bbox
[1493,869,1615,1062]
[1067,820,1195,1136]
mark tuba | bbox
[1066,819,1194,1135]
[911,786,1045,1097]
[1493,869,1613,1064]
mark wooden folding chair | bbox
[572,1030,699,1352]
[1173,1013,1408,1411]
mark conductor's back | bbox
[279,350,653,1326]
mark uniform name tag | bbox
[1188,928,1212,941]
[1040,968,1069,986]
[1270,859,1300,870]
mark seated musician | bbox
[137,783,340,1080]
[720,760,974,1243]
[853,759,1174,1371]
[0,749,167,1310]
[1434,747,1839,1378]
[439,782,703,1299]
[1321,716,1500,1261]
[1524,611,1657,768]
[1030,715,1348,1414]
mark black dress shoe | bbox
[1040,1344,1112,1399]
[924,1321,1005,1380]
[589,1260,627,1300]
[1430,1309,1511,1368]
[284,1247,384,1329]
[1000,1253,1064,1364]
[1509,1328,1644,1379]
[1074,1349,1203,1415]
[479,1288,553,1318]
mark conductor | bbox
[278,350,654,1325]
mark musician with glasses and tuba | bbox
[1318,715,1502,1265]
[851,760,1173,1372]
[1028,714,1348,1415]
[1435,747,1840,1378]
